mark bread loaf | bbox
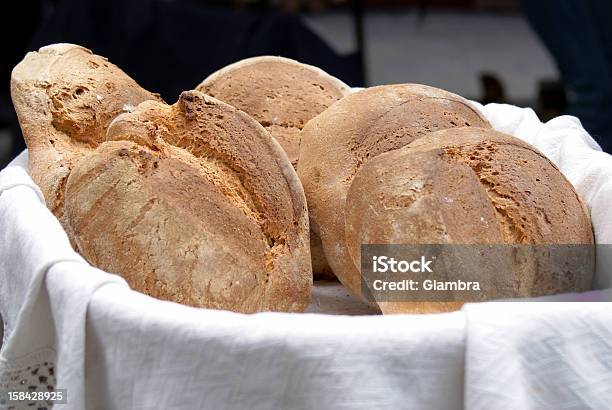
[13,45,591,315]
[196,56,350,168]
[10,44,161,225]
[297,84,492,303]
[12,45,312,313]
[66,92,312,312]
[347,127,594,313]
[197,57,350,277]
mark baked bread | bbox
[65,91,312,312]
[346,127,594,314]
[197,56,350,277]
[297,84,492,303]
[196,56,350,168]
[12,45,312,313]
[10,44,161,224]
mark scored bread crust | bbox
[65,91,312,312]
[297,84,492,304]
[11,45,312,313]
[10,44,161,224]
[197,56,351,277]
[346,127,594,314]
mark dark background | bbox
[1,0,611,168]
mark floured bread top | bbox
[64,91,312,312]
[348,128,594,249]
[297,84,492,301]
[346,127,594,313]
[197,56,351,167]
[10,44,161,220]
[11,45,312,313]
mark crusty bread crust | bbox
[199,56,350,96]
[298,84,492,306]
[10,44,161,225]
[11,46,312,313]
[198,56,350,89]
[198,56,350,276]
[65,91,312,312]
[197,56,350,167]
[348,127,594,314]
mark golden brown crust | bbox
[197,57,350,166]
[10,43,161,223]
[11,45,312,313]
[65,91,312,313]
[297,84,492,303]
[197,56,350,276]
[347,127,594,314]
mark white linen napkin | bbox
[464,302,612,410]
[0,151,128,408]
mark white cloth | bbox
[1,104,611,409]
[464,302,612,410]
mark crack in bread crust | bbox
[343,127,593,313]
[11,44,161,227]
[197,56,350,276]
[13,45,311,313]
[297,84,492,303]
[108,92,295,252]
[441,140,553,245]
[197,56,350,171]
[91,91,311,312]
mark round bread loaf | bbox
[346,127,594,314]
[297,84,492,303]
[10,44,161,224]
[197,56,351,277]
[64,91,312,312]
[196,56,350,168]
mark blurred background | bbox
[2,0,611,168]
